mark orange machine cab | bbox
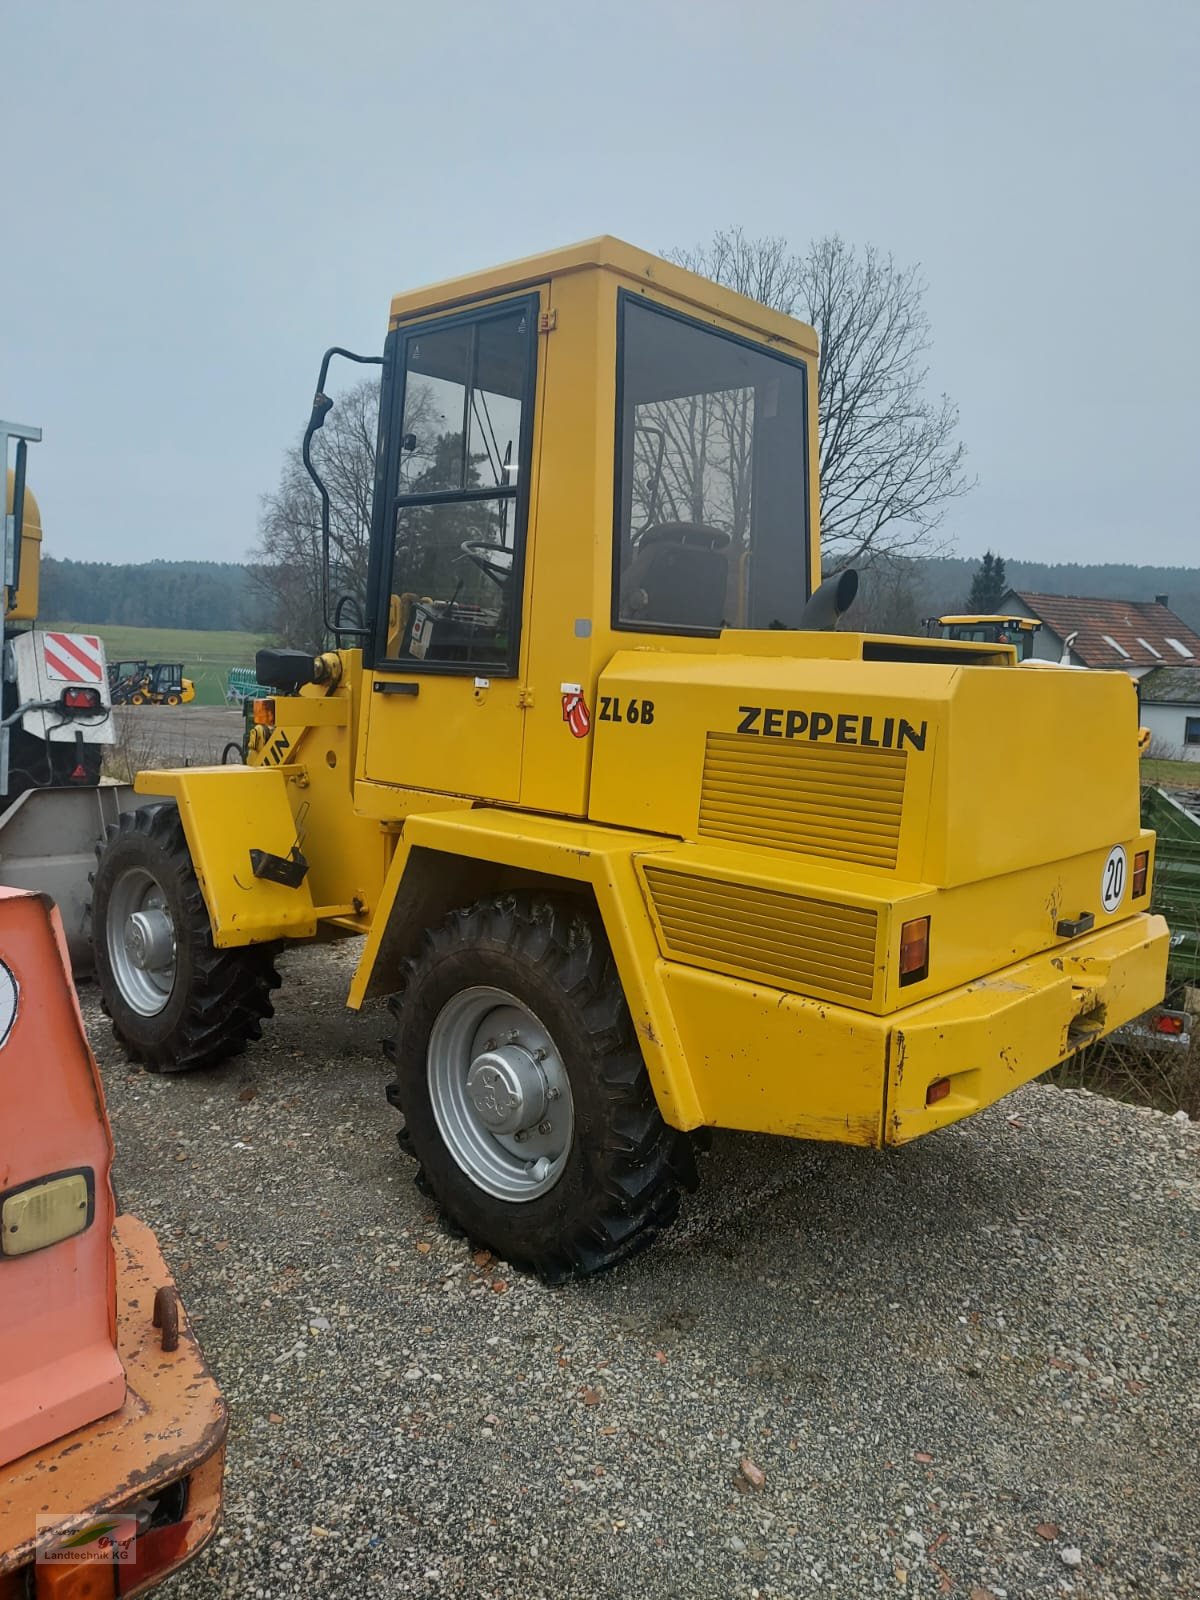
[0,888,227,1596]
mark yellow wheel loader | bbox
[90,240,1169,1280]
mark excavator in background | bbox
[1,421,140,967]
[0,884,226,1595]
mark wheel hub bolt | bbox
[537,1121,552,1135]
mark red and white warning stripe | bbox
[43,632,105,684]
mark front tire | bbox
[91,803,280,1072]
[385,896,696,1282]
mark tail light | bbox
[925,1077,951,1106]
[1132,850,1149,898]
[899,917,930,986]
[251,698,275,728]
[60,686,102,712]
[1154,1011,1184,1036]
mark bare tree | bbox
[848,554,924,636]
[670,228,971,566]
[253,378,381,646]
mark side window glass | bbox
[385,303,533,671]
[400,325,471,493]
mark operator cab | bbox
[151,662,186,698]
[299,238,822,809]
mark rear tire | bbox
[91,803,280,1072]
[384,895,696,1282]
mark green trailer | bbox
[1142,784,1200,998]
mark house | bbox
[1000,589,1200,678]
[1138,666,1200,761]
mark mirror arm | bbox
[301,347,384,645]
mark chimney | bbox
[1155,593,1169,607]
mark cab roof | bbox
[388,236,819,359]
[938,614,1040,630]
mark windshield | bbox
[613,294,810,633]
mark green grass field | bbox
[45,623,266,706]
[1143,757,1200,788]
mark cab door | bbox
[362,290,544,803]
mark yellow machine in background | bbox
[91,240,1169,1281]
[926,613,1042,660]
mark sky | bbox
[3,0,1197,569]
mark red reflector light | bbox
[926,1077,951,1105]
[252,698,275,728]
[1154,1012,1184,1035]
[115,1519,193,1594]
[899,917,930,985]
[61,686,102,711]
[1132,850,1149,898]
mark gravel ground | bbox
[85,942,1200,1600]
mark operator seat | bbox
[620,522,729,630]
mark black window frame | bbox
[365,292,540,677]
[1185,716,1200,746]
[610,288,812,639]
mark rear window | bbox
[613,294,810,635]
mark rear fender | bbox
[347,808,706,1131]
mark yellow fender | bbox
[133,767,328,945]
[347,806,707,1132]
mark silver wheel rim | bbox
[106,865,177,1017]
[428,986,574,1202]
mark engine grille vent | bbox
[698,733,906,869]
[644,866,879,1004]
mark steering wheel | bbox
[636,521,731,551]
[460,541,514,586]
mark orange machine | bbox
[0,888,226,1597]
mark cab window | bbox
[380,296,536,672]
[613,293,810,635]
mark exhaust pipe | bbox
[796,569,859,632]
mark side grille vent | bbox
[698,733,906,868]
[644,866,879,1004]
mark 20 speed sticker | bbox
[1101,845,1127,913]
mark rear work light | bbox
[251,698,275,728]
[1132,850,1149,898]
[60,686,102,712]
[899,916,930,986]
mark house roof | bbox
[1138,666,1200,706]
[1005,590,1200,669]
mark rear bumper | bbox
[885,912,1170,1144]
[0,1213,227,1595]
